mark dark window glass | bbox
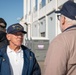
[42,0,46,7]
[35,0,38,11]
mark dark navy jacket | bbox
[0,32,8,48]
[0,45,41,75]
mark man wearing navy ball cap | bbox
[0,23,41,75]
[7,23,27,34]
[44,1,76,75]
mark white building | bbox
[20,0,76,61]
[22,0,75,43]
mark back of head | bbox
[55,1,76,20]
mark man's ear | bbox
[62,16,65,25]
[6,34,11,41]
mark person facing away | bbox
[44,1,76,75]
[0,18,8,48]
[0,23,41,75]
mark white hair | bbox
[65,16,76,25]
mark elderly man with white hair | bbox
[44,1,76,75]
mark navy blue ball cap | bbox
[7,23,27,34]
[55,1,76,20]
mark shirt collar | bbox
[7,46,22,53]
[7,46,23,58]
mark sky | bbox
[0,0,23,28]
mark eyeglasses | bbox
[57,15,61,20]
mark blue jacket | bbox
[0,45,41,75]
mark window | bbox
[42,0,46,7]
[35,0,38,11]
[41,32,45,37]
[34,0,38,12]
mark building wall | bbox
[48,11,56,42]
[23,0,72,42]
[32,21,39,37]
[21,0,76,61]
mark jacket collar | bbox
[0,45,30,75]
[64,25,76,32]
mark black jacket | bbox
[0,32,8,48]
